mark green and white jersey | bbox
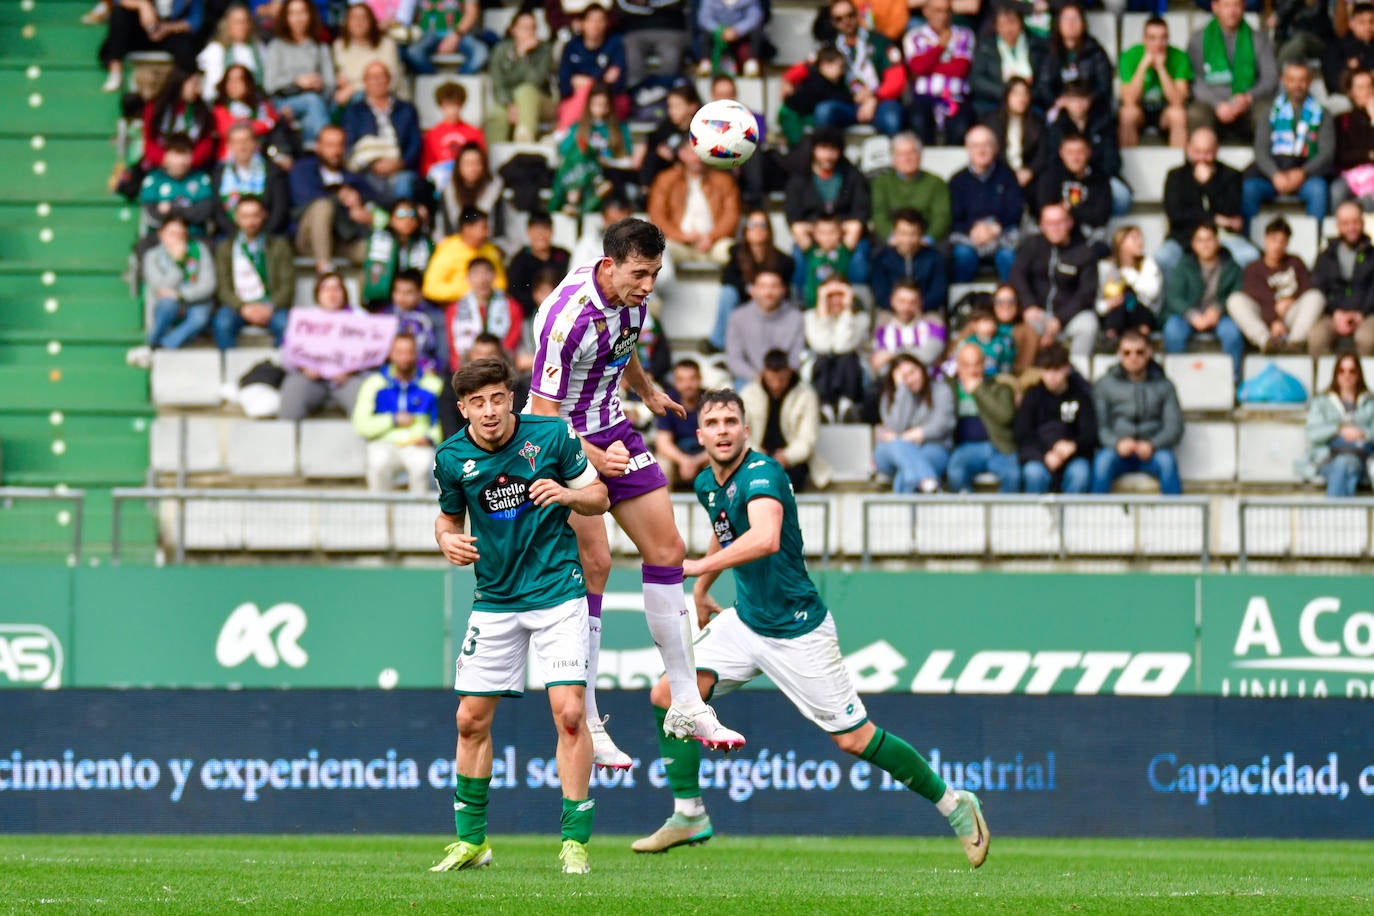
[694,450,827,639]
[435,414,596,612]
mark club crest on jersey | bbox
[518,440,541,471]
[594,318,607,335]
[726,482,737,500]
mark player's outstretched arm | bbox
[435,512,479,566]
[529,392,629,476]
[528,477,610,516]
[624,350,685,419]
[682,497,783,578]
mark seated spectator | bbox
[140,134,215,240]
[1014,343,1096,493]
[960,305,1014,377]
[741,349,825,492]
[557,5,628,128]
[1324,1,1374,95]
[903,0,975,144]
[436,144,503,238]
[1226,216,1326,353]
[872,281,948,372]
[211,66,283,163]
[507,212,571,314]
[1035,3,1114,119]
[709,211,795,351]
[1309,201,1374,355]
[440,332,533,438]
[212,194,294,349]
[654,359,710,490]
[212,122,290,237]
[779,0,906,138]
[1186,0,1278,144]
[726,269,805,387]
[696,0,770,78]
[1009,203,1099,358]
[376,268,448,375]
[870,133,952,243]
[1241,61,1334,231]
[1299,352,1374,495]
[570,196,677,287]
[1118,15,1193,149]
[1098,225,1162,343]
[1273,0,1334,67]
[198,5,266,100]
[425,207,508,305]
[949,125,1023,282]
[806,278,870,422]
[982,77,1046,191]
[404,0,489,76]
[1035,131,1111,249]
[873,354,953,493]
[362,200,433,307]
[946,343,1021,493]
[353,333,445,493]
[446,257,527,371]
[265,0,335,145]
[1092,331,1184,495]
[486,10,555,143]
[333,3,403,108]
[1162,221,1246,376]
[637,84,699,190]
[127,217,216,366]
[798,216,854,309]
[421,83,486,185]
[871,209,948,315]
[969,2,1048,119]
[1333,69,1374,212]
[280,273,371,420]
[783,128,871,254]
[777,47,855,147]
[100,0,201,91]
[649,142,742,268]
[552,83,634,216]
[341,63,421,207]
[143,69,216,173]
[289,125,376,275]
[1158,126,1258,277]
[992,283,1040,377]
[1045,80,1131,218]
[618,0,689,87]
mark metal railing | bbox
[0,487,85,564]
[1237,497,1374,571]
[859,494,1213,569]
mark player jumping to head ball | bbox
[528,218,746,768]
[631,389,990,867]
[431,358,608,875]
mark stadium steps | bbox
[0,141,122,201]
[0,21,105,66]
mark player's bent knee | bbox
[830,729,869,756]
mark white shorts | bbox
[695,608,868,734]
[454,596,589,697]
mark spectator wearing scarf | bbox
[213,195,295,349]
[212,122,290,236]
[134,216,217,363]
[362,201,434,306]
[1241,59,1334,232]
[1187,0,1278,142]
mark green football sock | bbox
[860,726,948,804]
[654,705,702,799]
[453,774,491,844]
[561,796,596,843]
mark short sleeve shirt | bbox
[1119,44,1194,108]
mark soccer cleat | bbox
[947,790,990,868]
[429,839,493,872]
[589,716,633,770]
[559,839,590,874]
[631,813,713,854]
[663,703,745,751]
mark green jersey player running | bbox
[430,358,609,876]
[631,389,991,868]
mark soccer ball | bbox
[689,99,760,170]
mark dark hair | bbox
[234,193,265,210]
[811,125,845,151]
[601,192,633,215]
[1058,129,1090,149]
[762,349,791,372]
[603,217,666,263]
[150,70,212,147]
[459,206,489,227]
[1191,220,1218,240]
[1264,216,1293,238]
[750,265,786,284]
[392,268,424,290]
[673,358,702,374]
[890,208,926,232]
[1051,1,1087,55]
[1034,341,1070,370]
[735,209,785,285]
[274,0,324,41]
[506,8,537,36]
[393,330,416,345]
[471,331,503,350]
[1143,14,1168,30]
[813,213,841,227]
[531,266,563,295]
[467,256,496,274]
[447,144,493,214]
[968,305,996,324]
[160,214,188,231]
[994,0,1025,21]
[434,80,467,107]
[527,210,553,229]
[341,1,382,47]
[1118,328,1150,350]
[1327,352,1370,397]
[161,132,196,155]
[575,81,627,157]
[891,278,923,300]
[816,46,846,68]
[453,357,515,400]
[881,353,931,410]
[313,271,347,304]
[216,63,265,109]
[1060,79,1093,99]
[668,83,702,107]
[697,387,746,421]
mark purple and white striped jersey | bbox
[527,259,646,435]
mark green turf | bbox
[1,835,1371,914]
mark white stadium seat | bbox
[150,416,225,474]
[1237,421,1307,483]
[1164,353,1234,411]
[242,500,315,551]
[1119,147,1180,206]
[1176,421,1237,482]
[919,146,965,181]
[151,349,222,407]
[1121,11,1193,52]
[318,503,391,552]
[413,74,486,130]
[225,419,298,477]
[769,7,818,67]
[658,276,722,342]
[815,423,873,484]
[298,419,367,479]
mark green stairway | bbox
[0,0,157,563]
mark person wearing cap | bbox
[423,206,508,305]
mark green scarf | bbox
[176,240,204,285]
[1201,18,1255,94]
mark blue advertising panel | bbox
[1,691,1371,838]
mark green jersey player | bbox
[632,389,991,868]
[431,358,610,876]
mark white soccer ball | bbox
[689,99,760,170]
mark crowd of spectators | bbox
[97,0,1374,497]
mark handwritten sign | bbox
[280,308,399,380]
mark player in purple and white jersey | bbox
[528,218,746,764]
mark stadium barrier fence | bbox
[0,486,85,565]
[1237,497,1374,571]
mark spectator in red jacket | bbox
[420,80,486,181]
[211,64,280,161]
[902,0,976,145]
[781,0,906,137]
[445,257,527,372]
[144,68,217,172]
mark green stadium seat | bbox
[0,24,104,66]
[0,432,149,486]
[0,365,148,412]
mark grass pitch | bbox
[3,835,1371,915]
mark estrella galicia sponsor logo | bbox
[1223,595,1374,699]
[607,326,639,368]
[216,603,309,670]
[481,474,532,520]
[0,624,65,688]
[713,510,734,546]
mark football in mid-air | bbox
[689,99,760,170]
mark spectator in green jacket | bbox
[485,9,554,143]
[1162,221,1246,379]
[870,133,952,241]
[213,195,295,350]
[945,342,1020,492]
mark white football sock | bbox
[641,565,699,707]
